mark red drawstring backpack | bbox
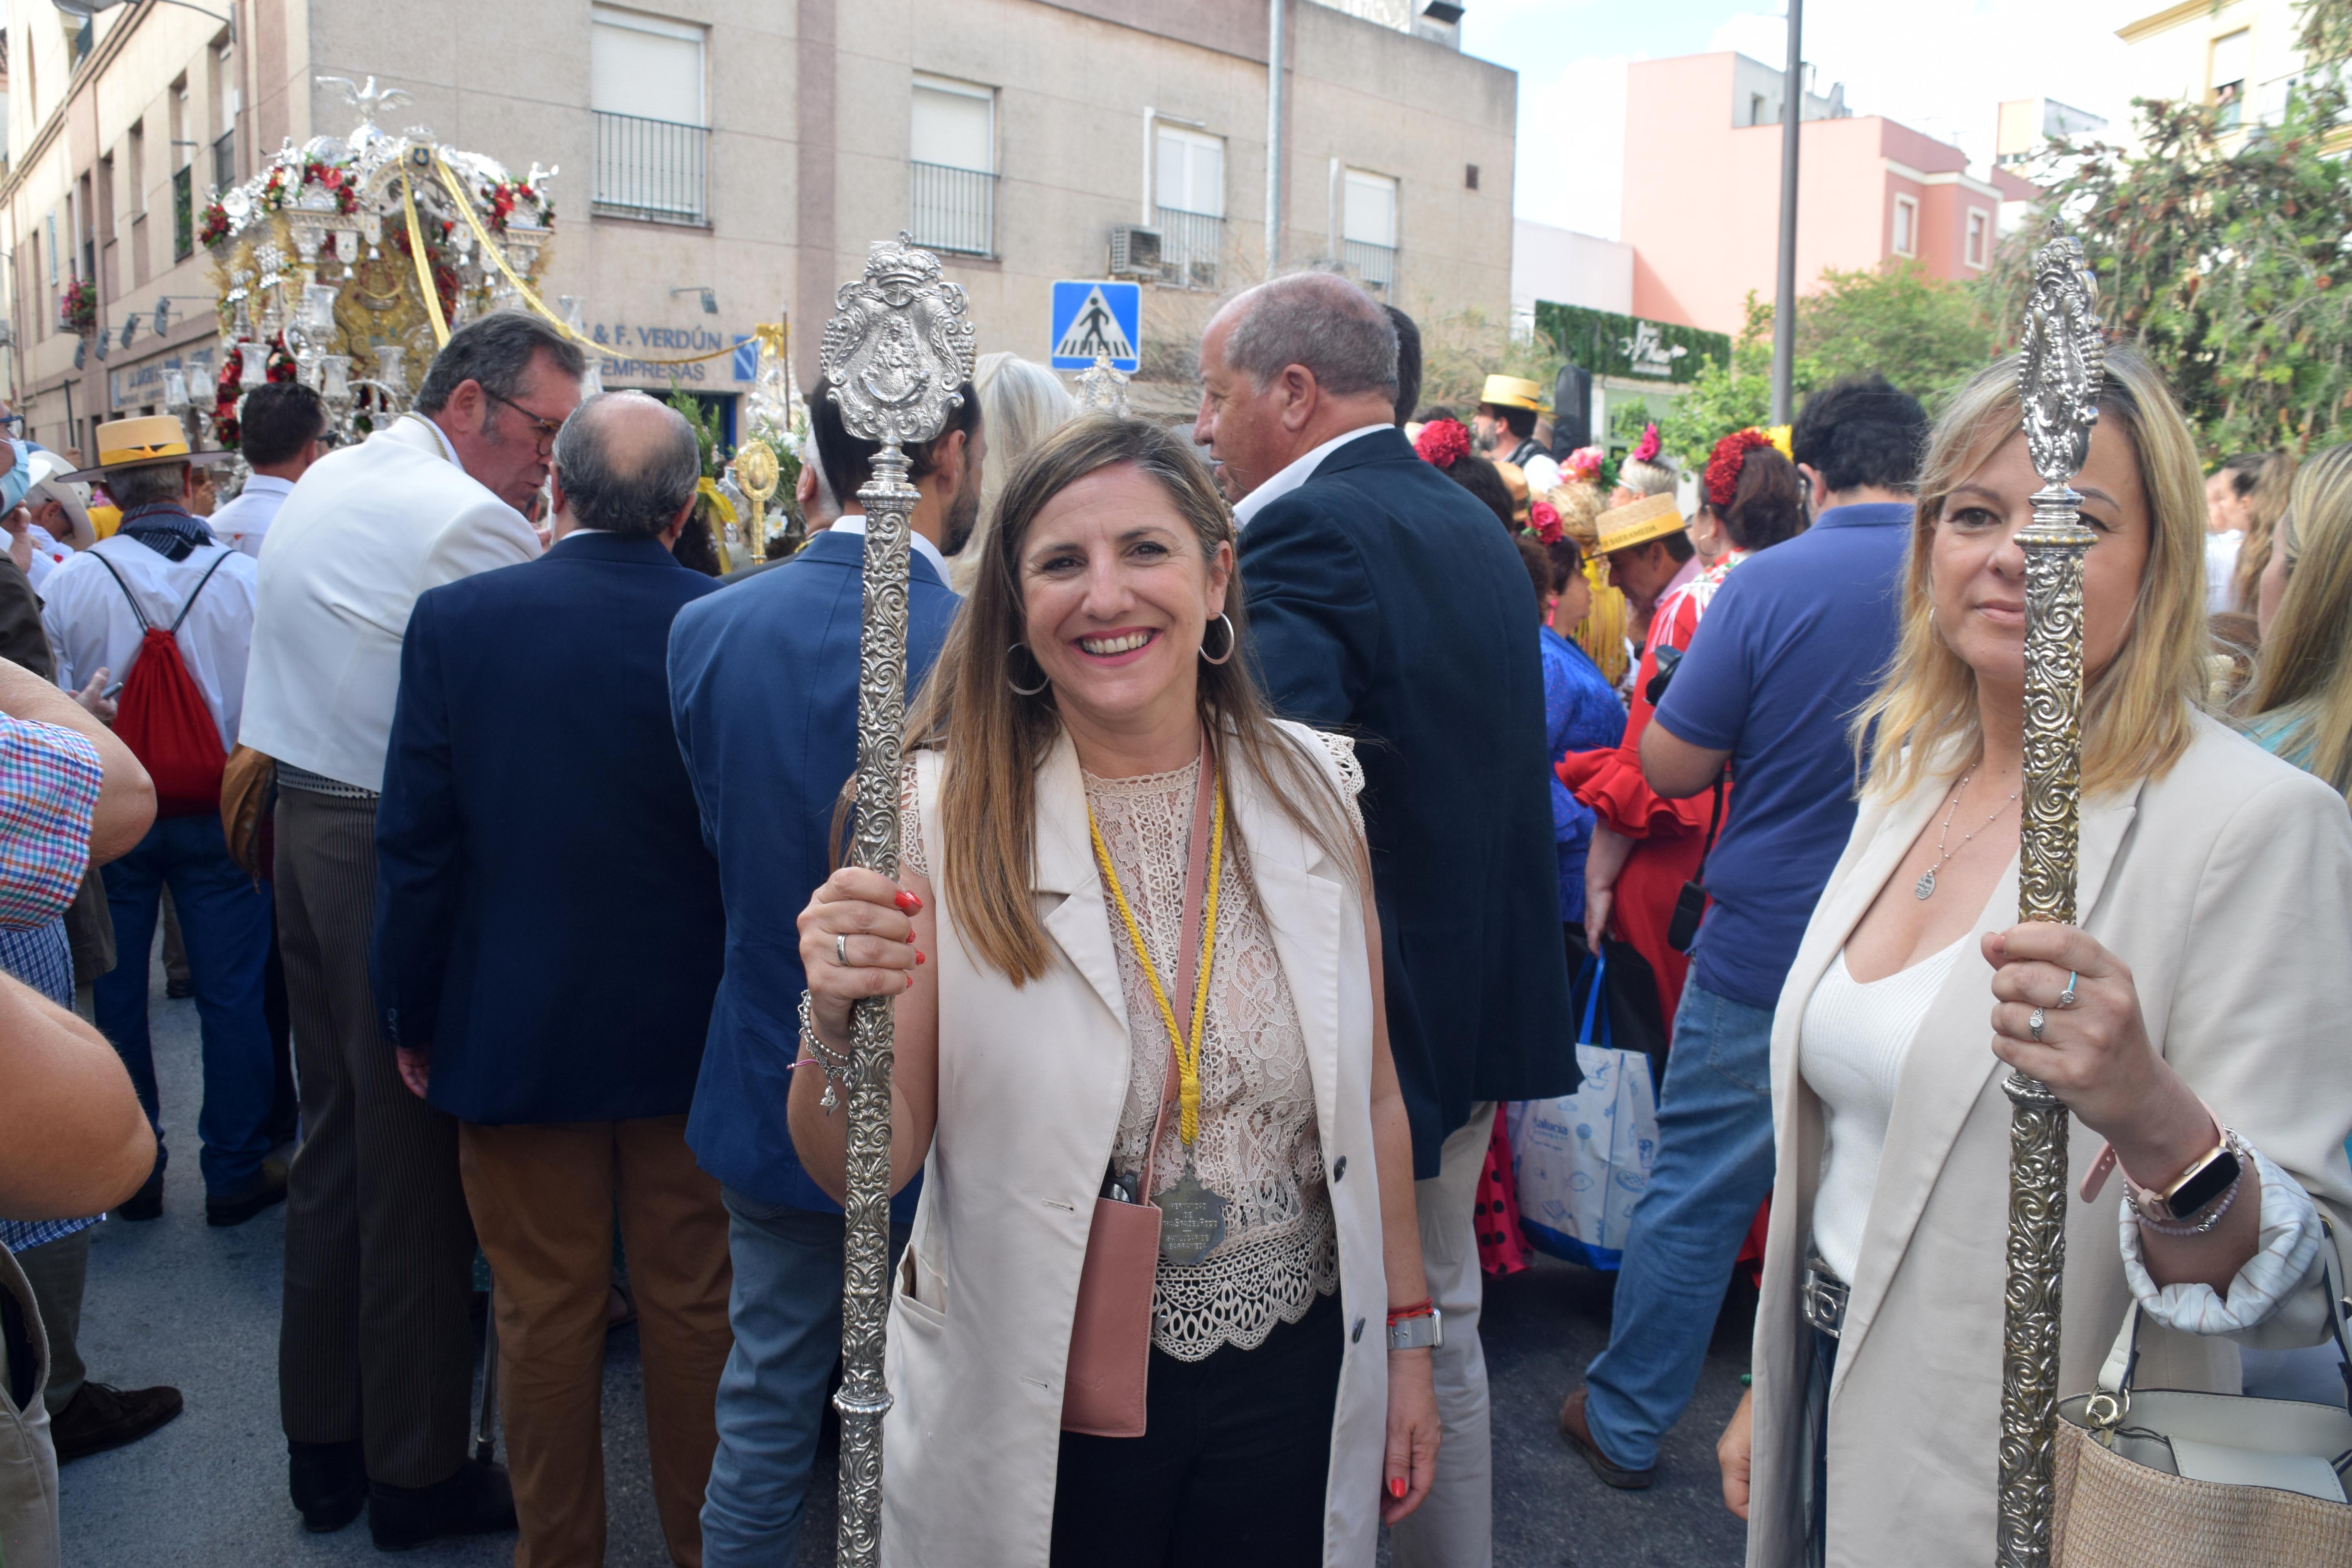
[91,548,233,818]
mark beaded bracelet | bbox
[796,990,851,1114]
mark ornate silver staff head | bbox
[2017,231,2105,490]
[1077,352,1132,417]
[819,234,976,450]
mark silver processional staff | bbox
[818,234,976,1567]
[1997,227,2105,1568]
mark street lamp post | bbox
[1769,0,1804,426]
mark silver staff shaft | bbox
[1997,229,2103,1568]
[835,449,915,1568]
[819,233,976,1566]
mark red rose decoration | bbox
[1631,422,1661,465]
[1414,416,1471,469]
[1704,427,1775,511]
[1530,500,1563,545]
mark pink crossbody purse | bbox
[1059,743,1217,1438]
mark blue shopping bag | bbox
[1508,948,1661,1270]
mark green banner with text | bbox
[1534,302,1730,386]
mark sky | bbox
[1459,0,2143,240]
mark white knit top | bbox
[1798,938,1967,1283]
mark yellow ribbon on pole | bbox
[400,174,451,348]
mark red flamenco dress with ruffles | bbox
[1556,564,1738,1032]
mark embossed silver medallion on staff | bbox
[1997,229,2104,1568]
[819,234,976,1568]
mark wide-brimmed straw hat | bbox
[22,449,94,549]
[60,415,237,483]
[1594,492,1686,555]
[1478,374,1544,413]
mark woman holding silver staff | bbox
[1715,347,2352,1567]
[789,415,1440,1566]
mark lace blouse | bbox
[905,735,1363,1361]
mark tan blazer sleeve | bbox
[2163,764,2352,1271]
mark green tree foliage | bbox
[1653,264,1997,464]
[1990,0,2352,456]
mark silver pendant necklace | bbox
[1915,773,2020,900]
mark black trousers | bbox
[1052,1289,1343,1568]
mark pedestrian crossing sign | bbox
[1050,280,1141,373]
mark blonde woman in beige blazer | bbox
[1718,347,2352,1568]
[790,417,1440,1567]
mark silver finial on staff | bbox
[1077,352,1131,417]
[818,233,975,1568]
[1997,227,2104,1568]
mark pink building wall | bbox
[1619,54,2000,335]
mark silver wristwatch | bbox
[1387,1306,1443,1351]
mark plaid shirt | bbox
[0,714,105,1252]
[0,714,101,932]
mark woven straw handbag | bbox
[2053,1222,2352,1568]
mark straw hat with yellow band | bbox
[62,415,237,484]
[1491,459,1532,524]
[1478,374,1545,413]
[1594,491,1686,556]
[1543,485,1631,686]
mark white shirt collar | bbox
[236,473,296,496]
[827,513,949,581]
[1230,423,1395,529]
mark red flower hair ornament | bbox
[1529,500,1563,545]
[1414,416,1472,469]
[1704,427,1775,511]
[1631,423,1661,465]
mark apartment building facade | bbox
[4,0,1514,454]
[1618,51,2005,338]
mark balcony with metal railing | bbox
[593,111,710,227]
[1344,239,1397,295]
[1154,206,1223,290]
[909,162,995,256]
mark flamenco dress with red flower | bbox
[1554,554,1745,1031]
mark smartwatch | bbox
[2130,1130,2243,1225]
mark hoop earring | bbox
[1199,613,1238,666]
[1007,643,1052,697]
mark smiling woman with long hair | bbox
[787,415,1439,1567]
[1716,348,2352,1567]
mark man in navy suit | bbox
[668,379,977,1567]
[373,392,730,1567]
[1197,273,1576,1568]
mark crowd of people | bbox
[0,258,2345,1568]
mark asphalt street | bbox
[61,953,1752,1566]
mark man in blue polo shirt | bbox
[1557,374,1928,1489]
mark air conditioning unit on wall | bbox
[1108,225,1164,279]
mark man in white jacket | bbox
[241,311,584,1551]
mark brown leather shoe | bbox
[1559,1387,1655,1489]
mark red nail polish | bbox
[905,974,915,990]
[916,950,926,965]
[895,890,923,913]
[1389,1477,1405,1499]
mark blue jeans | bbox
[700,1189,909,1567]
[1582,979,1778,1469]
[93,813,276,1194]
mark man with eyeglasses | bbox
[241,311,585,1550]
